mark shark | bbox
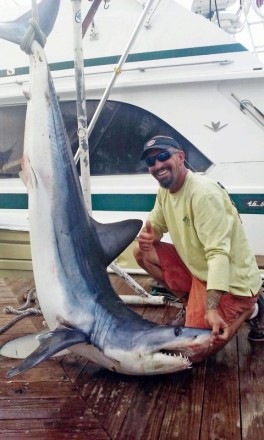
[0,0,212,377]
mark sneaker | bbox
[148,278,177,296]
[248,290,264,341]
[248,330,264,342]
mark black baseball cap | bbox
[140,136,181,160]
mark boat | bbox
[0,0,263,277]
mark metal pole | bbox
[110,261,152,298]
[74,0,157,163]
[231,92,264,127]
[119,295,178,306]
[71,0,92,214]
[71,0,154,300]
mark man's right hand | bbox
[138,220,155,252]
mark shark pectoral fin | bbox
[92,218,143,266]
[6,328,89,378]
[0,330,71,359]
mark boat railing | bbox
[231,91,264,127]
[191,0,264,60]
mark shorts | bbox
[154,242,257,328]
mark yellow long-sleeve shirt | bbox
[148,171,262,296]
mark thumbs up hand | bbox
[138,220,155,252]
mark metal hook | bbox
[240,99,253,114]
[104,0,110,9]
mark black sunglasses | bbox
[144,150,178,167]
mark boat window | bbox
[0,105,26,178]
[0,100,212,178]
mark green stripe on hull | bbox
[0,194,28,209]
[0,44,247,78]
[230,194,264,215]
[92,194,156,211]
[0,193,263,214]
[0,193,156,212]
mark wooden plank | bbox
[238,324,264,440]
[0,278,42,338]
[0,230,30,244]
[0,380,81,399]
[109,273,128,293]
[0,430,110,440]
[0,269,33,278]
[0,397,87,419]
[0,317,37,333]
[72,296,185,439]
[0,273,110,440]
[0,260,33,271]
[115,303,199,439]
[2,276,264,440]
[60,353,90,382]
[0,406,110,439]
[256,255,264,269]
[66,289,150,438]
[0,296,20,305]
[200,335,241,440]
[117,374,173,440]
[75,367,140,438]
[0,243,31,260]
[163,366,206,440]
[0,359,69,383]
[3,278,35,299]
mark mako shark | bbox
[0,0,211,377]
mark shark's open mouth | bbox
[160,349,183,357]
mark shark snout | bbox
[98,325,212,375]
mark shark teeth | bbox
[159,350,192,367]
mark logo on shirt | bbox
[183,215,191,226]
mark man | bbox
[134,135,263,347]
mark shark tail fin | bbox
[6,327,89,378]
[0,0,60,47]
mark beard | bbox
[153,169,175,189]
[159,177,174,189]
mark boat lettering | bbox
[246,200,264,207]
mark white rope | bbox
[0,288,42,335]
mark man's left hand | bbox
[205,309,229,346]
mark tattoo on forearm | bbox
[206,290,224,311]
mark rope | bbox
[0,288,42,335]
[20,18,46,54]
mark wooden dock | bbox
[0,275,263,440]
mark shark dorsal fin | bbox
[91,218,142,267]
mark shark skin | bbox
[0,0,212,377]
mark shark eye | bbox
[174,327,182,337]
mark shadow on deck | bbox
[0,275,263,439]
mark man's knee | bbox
[133,243,146,269]
[133,243,160,271]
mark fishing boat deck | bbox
[0,274,263,440]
